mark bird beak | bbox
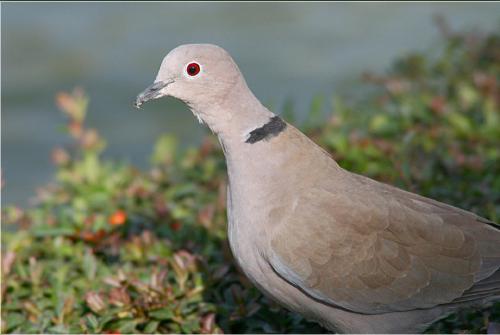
[134,80,171,109]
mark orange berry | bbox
[109,210,127,226]
[170,221,181,231]
[80,229,106,243]
[81,231,95,242]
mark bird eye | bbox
[186,62,201,76]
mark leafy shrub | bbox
[2,25,499,333]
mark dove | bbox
[135,44,500,333]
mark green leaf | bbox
[369,114,399,136]
[82,152,100,182]
[149,307,174,320]
[457,82,478,107]
[144,320,160,333]
[85,314,99,333]
[151,134,178,166]
[5,313,26,332]
[32,226,74,237]
[323,132,348,155]
[116,319,138,333]
[82,249,97,280]
[484,98,500,134]
[47,324,69,334]
[446,111,472,135]
[181,318,200,333]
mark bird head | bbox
[135,44,245,112]
[135,44,274,138]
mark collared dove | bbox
[135,44,500,333]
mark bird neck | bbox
[193,79,276,145]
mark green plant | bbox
[2,25,499,334]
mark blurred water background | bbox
[2,2,500,206]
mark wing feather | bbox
[269,173,500,314]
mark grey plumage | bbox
[136,44,500,333]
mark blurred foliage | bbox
[2,24,500,334]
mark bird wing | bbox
[268,172,500,314]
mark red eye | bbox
[186,62,200,76]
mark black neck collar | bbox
[245,116,287,144]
